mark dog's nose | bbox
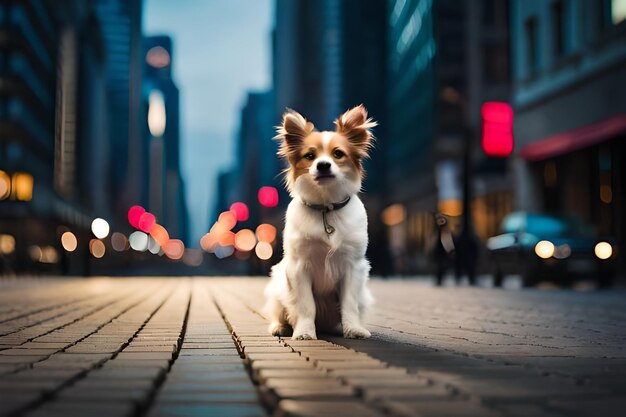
[317,161,331,172]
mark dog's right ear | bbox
[275,109,314,159]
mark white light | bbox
[129,231,149,252]
[91,218,110,239]
[595,242,613,260]
[534,240,555,259]
[148,90,166,137]
[148,236,161,254]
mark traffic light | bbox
[481,102,513,157]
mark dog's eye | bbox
[303,153,315,160]
[332,149,345,159]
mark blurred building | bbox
[384,0,512,274]
[141,35,189,244]
[511,0,626,275]
[94,0,144,228]
[0,0,123,274]
[273,0,390,274]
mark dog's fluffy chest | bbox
[283,197,368,294]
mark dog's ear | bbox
[275,109,315,159]
[335,104,377,158]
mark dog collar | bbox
[301,196,351,235]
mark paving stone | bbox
[115,352,174,360]
[275,399,383,417]
[147,403,267,417]
[384,400,503,417]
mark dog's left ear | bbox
[335,104,377,158]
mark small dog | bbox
[264,104,376,340]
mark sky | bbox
[144,0,273,246]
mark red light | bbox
[481,102,514,157]
[128,205,145,228]
[138,212,156,233]
[230,202,249,222]
[258,186,279,207]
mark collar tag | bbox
[301,196,351,236]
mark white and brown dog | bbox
[264,105,376,340]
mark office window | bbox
[524,16,539,76]
[551,1,565,58]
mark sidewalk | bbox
[0,277,624,417]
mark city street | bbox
[0,278,624,417]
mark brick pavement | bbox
[0,277,624,417]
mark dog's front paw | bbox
[343,326,371,339]
[292,332,316,340]
[292,324,317,340]
[268,322,292,337]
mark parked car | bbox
[486,212,615,287]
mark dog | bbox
[264,104,376,340]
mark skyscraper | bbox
[141,35,189,244]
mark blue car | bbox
[486,212,615,287]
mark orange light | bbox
[381,204,406,226]
[12,172,33,201]
[164,239,184,260]
[218,211,237,230]
[255,241,273,260]
[256,224,277,243]
[234,229,256,252]
[89,239,106,258]
[61,232,78,252]
[150,224,169,247]
[200,232,218,253]
[218,230,235,247]
[0,170,10,200]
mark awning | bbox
[519,113,626,162]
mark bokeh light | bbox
[89,239,106,258]
[91,218,110,239]
[111,232,128,251]
[255,241,273,260]
[217,211,237,230]
[534,240,555,259]
[0,234,16,255]
[129,231,149,251]
[0,170,10,200]
[256,224,277,243]
[219,230,235,247]
[148,236,161,254]
[138,212,156,233]
[128,205,145,228]
[150,224,169,247]
[595,242,613,260]
[214,245,234,259]
[165,239,184,260]
[230,202,249,222]
[258,186,279,207]
[200,232,218,253]
[234,229,256,252]
[61,231,78,252]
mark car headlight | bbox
[535,240,555,259]
[594,242,612,260]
